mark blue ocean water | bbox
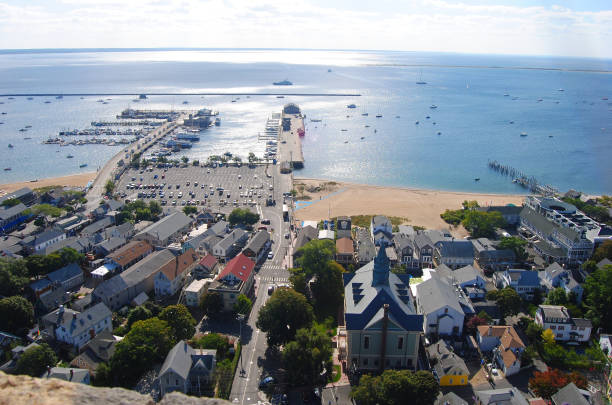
[0,49,610,194]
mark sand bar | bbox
[293,178,525,237]
[0,172,97,196]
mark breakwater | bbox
[487,160,558,196]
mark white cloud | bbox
[0,0,610,58]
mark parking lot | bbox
[116,164,274,214]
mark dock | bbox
[278,104,305,169]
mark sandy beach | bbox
[0,172,97,196]
[293,178,525,237]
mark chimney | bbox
[379,304,390,373]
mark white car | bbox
[267,251,274,260]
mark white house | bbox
[415,277,472,336]
[33,229,66,253]
[184,279,212,308]
[539,262,584,303]
[54,303,112,350]
[535,305,592,343]
[495,269,541,300]
[212,229,248,262]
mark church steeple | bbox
[372,242,390,286]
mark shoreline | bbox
[0,172,97,195]
[292,177,526,237]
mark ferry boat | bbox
[56,95,63,99]
[79,164,88,168]
[430,105,438,109]
[67,154,74,158]
[520,132,528,137]
[375,114,382,118]
[273,80,292,86]
[4,168,11,171]
[346,104,357,109]
[215,118,221,126]
[361,113,368,116]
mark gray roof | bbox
[427,339,469,378]
[425,229,452,245]
[244,230,270,253]
[371,215,390,228]
[106,199,124,211]
[42,306,79,327]
[573,318,592,328]
[57,303,111,338]
[42,235,92,255]
[33,229,65,246]
[597,258,612,268]
[416,276,472,315]
[414,233,434,250]
[534,239,566,258]
[355,227,376,262]
[394,232,414,251]
[205,220,229,237]
[538,305,571,321]
[82,217,113,235]
[0,187,32,203]
[436,240,475,259]
[215,228,247,251]
[398,225,415,236]
[436,392,468,405]
[475,388,529,405]
[476,205,523,216]
[0,203,28,220]
[102,222,134,239]
[448,265,481,285]
[43,367,90,383]
[158,340,216,381]
[136,211,191,242]
[521,207,582,243]
[95,237,126,254]
[551,383,590,405]
[294,225,319,251]
[47,262,82,284]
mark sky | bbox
[0,0,611,58]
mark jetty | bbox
[91,120,163,127]
[278,103,305,170]
[488,160,558,196]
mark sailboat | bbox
[416,69,427,85]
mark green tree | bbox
[228,208,259,226]
[282,326,332,387]
[200,292,224,318]
[486,287,522,317]
[526,322,544,343]
[181,156,189,164]
[104,180,115,195]
[583,264,612,331]
[31,204,62,218]
[256,288,314,346]
[191,333,231,360]
[310,260,345,319]
[295,239,336,277]
[498,236,528,261]
[0,258,30,297]
[34,217,45,227]
[110,317,175,387]
[0,296,34,335]
[126,306,153,329]
[545,287,570,305]
[462,211,506,238]
[15,343,58,377]
[192,160,199,166]
[351,370,439,405]
[93,362,112,386]
[1,198,21,207]
[183,206,197,215]
[158,305,196,341]
[592,240,612,262]
[148,200,162,217]
[289,271,308,296]
[234,294,252,315]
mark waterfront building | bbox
[538,262,583,303]
[208,253,255,312]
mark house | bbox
[535,305,592,342]
[184,279,212,307]
[192,254,219,279]
[0,342,39,373]
[40,305,80,339]
[477,325,525,376]
[599,334,612,358]
[472,238,516,271]
[93,236,127,257]
[0,203,30,233]
[91,199,124,220]
[551,383,593,405]
[475,388,529,405]
[154,249,198,297]
[94,249,177,310]
[70,330,120,376]
[538,262,583,303]
[434,264,487,300]
[208,253,256,312]
[436,392,468,405]
[293,225,319,259]
[336,216,352,239]
[41,235,93,255]
[415,276,472,336]
[355,227,376,267]
[47,262,84,292]
[475,205,523,226]
[157,340,216,397]
[81,217,114,237]
[54,303,112,350]
[370,215,393,246]
[318,229,335,240]
[183,220,229,254]
[195,210,215,225]
[212,229,248,262]
[427,339,469,386]
[42,367,90,385]
[134,211,192,247]
[0,187,36,206]
[495,269,541,300]
[336,237,354,266]
[434,240,475,269]
[520,202,594,266]
[30,229,66,253]
[101,222,134,240]
[105,240,153,272]
[414,233,435,268]
[342,246,423,372]
[393,232,419,270]
[242,230,271,264]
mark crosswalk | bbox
[258,276,289,283]
[258,264,284,272]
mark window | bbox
[364,336,370,349]
[385,359,390,366]
[396,359,401,367]
[398,337,404,350]
[449,378,453,384]
[571,325,577,330]
[558,326,564,331]
[176,379,178,385]
[374,359,379,366]
[407,359,413,367]
[557,333,562,338]
[550,325,556,330]
[461,378,465,384]
[363,358,368,366]
[579,327,585,331]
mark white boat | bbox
[430,105,438,109]
[416,69,427,85]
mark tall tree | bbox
[233,294,252,315]
[310,260,344,319]
[15,343,58,377]
[200,292,223,318]
[462,211,506,238]
[486,287,522,316]
[295,239,335,277]
[0,296,34,335]
[282,326,332,387]
[545,287,570,305]
[498,236,528,261]
[158,305,196,341]
[0,258,29,297]
[256,288,314,346]
[583,264,612,331]
[351,370,439,405]
[592,241,612,262]
[529,369,587,399]
[126,306,153,329]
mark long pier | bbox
[0,92,361,97]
